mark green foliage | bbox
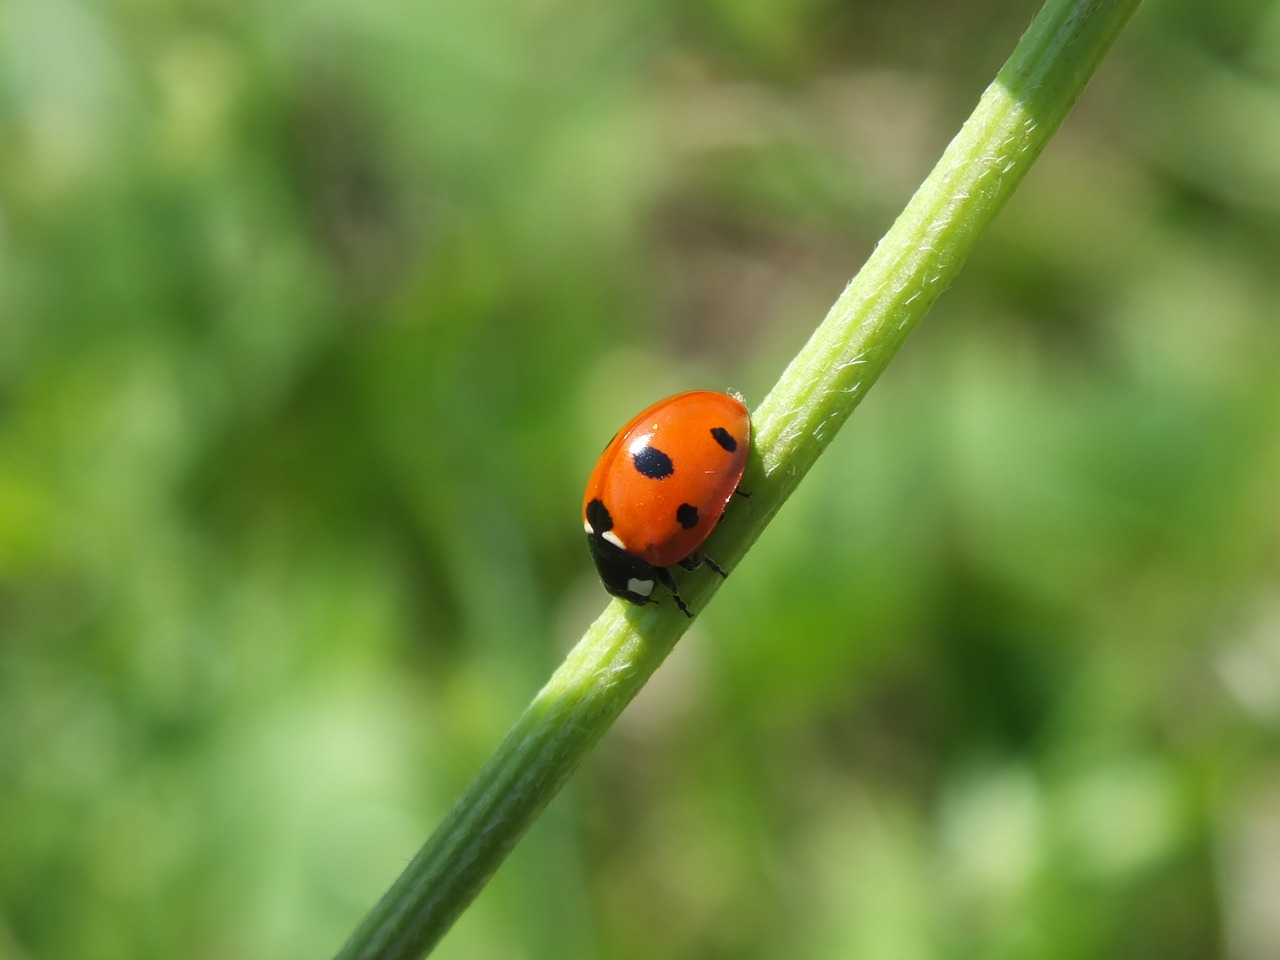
[1,0,1277,958]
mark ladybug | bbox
[583,390,750,617]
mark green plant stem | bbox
[333,1,1143,957]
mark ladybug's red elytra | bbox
[583,390,750,617]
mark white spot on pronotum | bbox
[603,531,626,550]
[583,518,594,534]
[627,578,655,597]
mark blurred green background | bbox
[3,0,1279,957]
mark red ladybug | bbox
[583,390,750,617]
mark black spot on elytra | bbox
[676,503,699,529]
[585,498,614,533]
[710,426,737,452]
[632,445,675,480]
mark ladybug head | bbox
[585,528,659,606]
[584,497,658,606]
[584,498,696,617]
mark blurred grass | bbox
[1,0,1279,958]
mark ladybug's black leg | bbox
[678,551,728,579]
[702,554,727,578]
[654,566,692,618]
[733,488,752,499]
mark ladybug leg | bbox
[733,488,752,498]
[678,552,728,579]
[701,554,728,579]
[654,566,692,618]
